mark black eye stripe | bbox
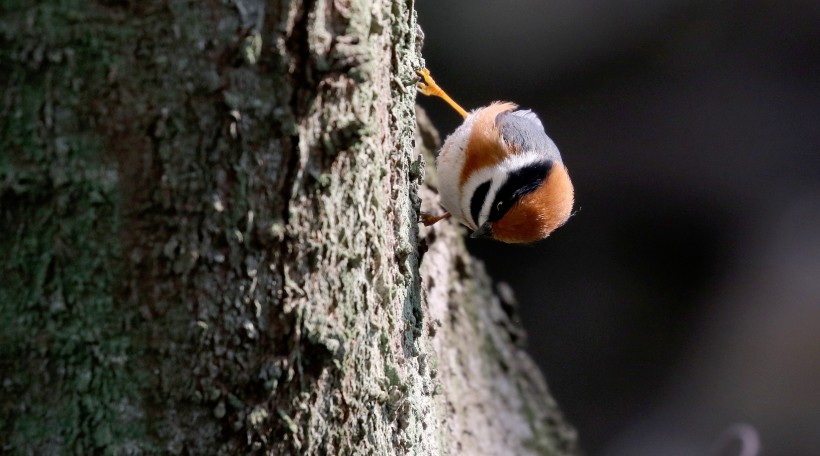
[470,180,492,227]
[488,161,552,222]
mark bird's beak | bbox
[470,222,493,239]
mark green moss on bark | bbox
[1,5,143,453]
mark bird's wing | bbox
[496,110,562,162]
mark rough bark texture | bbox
[1,1,577,455]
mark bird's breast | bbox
[458,102,518,187]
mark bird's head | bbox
[470,161,574,244]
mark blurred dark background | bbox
[416,1,820,455]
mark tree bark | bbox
[1,1,578,454]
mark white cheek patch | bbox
[460,166,498,229]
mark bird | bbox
[416,68,574,244]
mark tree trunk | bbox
[1,1,578,454]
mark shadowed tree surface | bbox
[0,1,577,454]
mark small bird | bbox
[416,68,574,244]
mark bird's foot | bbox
[416,68,443,97]
[420,211,452,226]
[415,68,468,118]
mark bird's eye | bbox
[496,201,503,211]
